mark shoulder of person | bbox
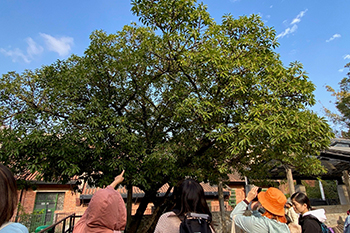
[0,222,28,233]
[155,211,182,233]
[248,215,289,232]
[302,215,320,222]
[300,215,322,229]
[156,211,179,223]
[160,211,178,218]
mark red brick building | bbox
[13,172,247,230]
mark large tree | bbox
[325,62,350,138]
[0,0,333,232]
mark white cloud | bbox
[0,37,44,63]
[277,9,308,39]
[277,24,298,38]
[326,34,341,42]
[26,37,44,58]
[1,33,73,63]
[291,9,308,25]
[0,47,31,63]
[40,33,74,57]
[344,54,350,59]
[339,68,344,72]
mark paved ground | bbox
[333,225,343,233]
[330,216,345,233]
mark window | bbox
[32,192,65,228]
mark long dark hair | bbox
[0,164,18,226]
[291,192,312,210]
[173,178,212,218]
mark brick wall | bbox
[55,191,87,218]
[226,184,246,204]
[17,188,36,215]
[11,189,37,221]
[14,182,247,223]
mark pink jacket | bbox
[73,186,126,233]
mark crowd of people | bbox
[2,163,350,233]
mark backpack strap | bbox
[187,213,211,221]
[311,217,332,233]
[177,212,213,233]
[179,214,188,233]
[181,213,212,233]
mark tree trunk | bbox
[285,166,295,196]
[127,191,155,233]
[143,185,174,233]
[15,189,24,222]
[218,180,227,233]
[144,198,174,233]
[343,170,350,203]
[125,184,133,232]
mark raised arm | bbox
[110,170,125,189]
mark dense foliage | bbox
[0,0,333,232]
[303,180,339,202]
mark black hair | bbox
[173,178,212,219]
[291,192,312,210]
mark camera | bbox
[258,207,266,214]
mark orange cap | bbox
[257,187,287,216]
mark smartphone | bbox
[251,187,262,202]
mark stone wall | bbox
[320,204,350,227]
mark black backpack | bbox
[179,212,212,233]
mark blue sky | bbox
[1,0,349,121]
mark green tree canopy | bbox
[326,62,350,138]
[0,0,333,232]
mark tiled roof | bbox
[227,172,245,183]
[15,170,79,184]
[82,183,148,197]
[14,170,244,198]
[16,170,44,181]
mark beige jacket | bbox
[154,211,214,233]
[285,207,299,224]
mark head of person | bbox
[0,164,18,227]
[257,187,287,223]
[174,178,211,218]
[347,209,350,215]
[291,192,311,215]
[83,187,126,232]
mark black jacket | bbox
[299,215,322,233]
